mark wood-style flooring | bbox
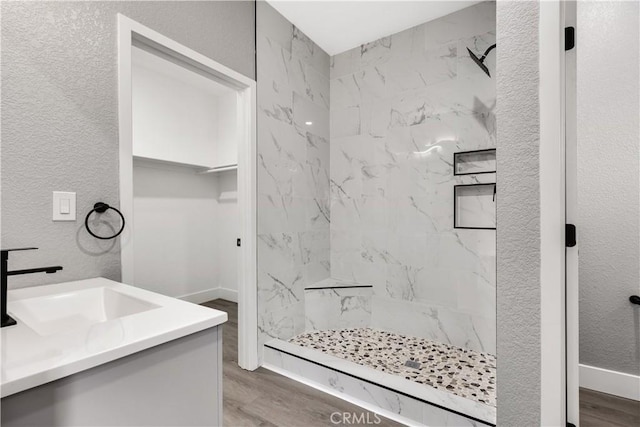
[201,299,401,427]
[580,388,640,427]
[203,299,640,427]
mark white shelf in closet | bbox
[132,154,207,169]
[199,164,238,174]
[133,155,236,174]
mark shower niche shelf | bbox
[453,148,496,176]
[454,183,496,230]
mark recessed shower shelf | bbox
[454,183,497,230]
[454,148,496,176]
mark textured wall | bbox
[256,2,330,346]
[577,1,640,376]
[496,1,541,424]
[1,1,255,287]
[329,1,496,355]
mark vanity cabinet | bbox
[1,279,226,427]
[2,326,223,426]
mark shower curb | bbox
[263,340,496,426]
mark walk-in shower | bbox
[256,1,497,425]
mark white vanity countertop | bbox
[1,277,227,398]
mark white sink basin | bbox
[9,287,160,336]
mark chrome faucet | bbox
[1,248,63,328]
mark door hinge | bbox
[566,224,577,247]
[237,238,241,247]
[565,27,575,51]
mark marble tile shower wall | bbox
[256,2,331,348]
[329,2,497,354]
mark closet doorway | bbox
[117,15,258,370]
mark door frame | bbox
[539,1,579,423]
[563,1,579,425]
[539,1,569,424]
[116,15,259,370]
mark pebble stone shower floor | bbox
[289,328,496,407]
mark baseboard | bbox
[580,364,640,401]
[216,287,238,303]
[177,287,237,305]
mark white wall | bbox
[133,160,219,298]
[132,160,238,302]
[217,92,240,168]
[215,170,239,296]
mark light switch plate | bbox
[53,191,76,221]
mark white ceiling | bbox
[266,0,482,56]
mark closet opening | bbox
[117,15,258,370]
